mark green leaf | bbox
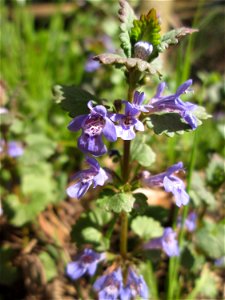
[187,267,218,299]
[130,8,161,48]
[132,193,149,215]
[97,191,135,213]
[0,247,19,285]
[39,251,58,282]
[131,216,163,240]
[82,227,102,243]
[4,163,57,226]
[24,133,56,161]
[118,0,136,57]
[94,53,162,76]
[157,27,198,52]
[146,113,192,136]
[146,106,211,136]
[196,222,225,259]
[131,134,155,166]
[206,155,225,189]
[52,85,99,118]
[89,207,112,226]
[189,172,215,207]
[180,246,195,269]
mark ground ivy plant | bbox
[53,1,209,299]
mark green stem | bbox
[120,211,128,258]
[119,82,135,258]
[122,140,131,182]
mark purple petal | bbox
[120,287,131,300]
[124,101,139,116]
[66,262,86,280]
[133,91,145,106]
[85,156,100,171]
[68,115,87,131]
[92,105,107,117]
[144,237,162,250]
[166,162,184,175]
[87,262,98,276]
[93,274,107,291]
[93,168,109,187]
[153,82,166,100]
[66,181,91,199]
[78,134,107,156]
[116,125,135,140]
[134,119,144,131]
[8,142,24,157]
[176,79,192,96]
[102,117,117,142]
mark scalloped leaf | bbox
[131,216,163,241]
[52,85,99,118]
[118,0,136,57]
[97,190,135,213]
[157,27,199,52]
[130,8,161,47]
[94,53,161,76]
[146,113,192,136]
[131,134,155,166]
[146,107,211,136]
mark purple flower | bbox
[85,55,101,72]
[134,41,153,61]
[141,162,189,207]
[177,212,197,232]
[93,268,123,300]
[0,140,24,158]
[66,248,105,280]
[148,80,198,129]
[121,267,149,300]
[144,227,180,257]
[133,91,149,113]
[110,101,144,140]
[67,156,110,199]
[68,101,117,156]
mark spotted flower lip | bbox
[67,156,110,199]
[93,268,123,300]
[141,162,189,207]
[147,79,198,130]
[110,101,144,140]
[144,227,180,257]
[66,248,105,280]
[120,267,149,300]
[68,101,117,156]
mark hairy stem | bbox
[119,82,135,258]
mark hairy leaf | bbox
[39,252,58,282]
[131,216,163,240]
[52,85,99,118]
[146,106,211,136]
[97,191,135,213]
[131,134,155,166]
[130,8,161,47]
[189,172,215,207]
[94,53,161,76]
[118,0,136,57]
[158,27,198,52]
[196,222,225,259]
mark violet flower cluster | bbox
[66,80,200,203]
[67,249,148,300]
